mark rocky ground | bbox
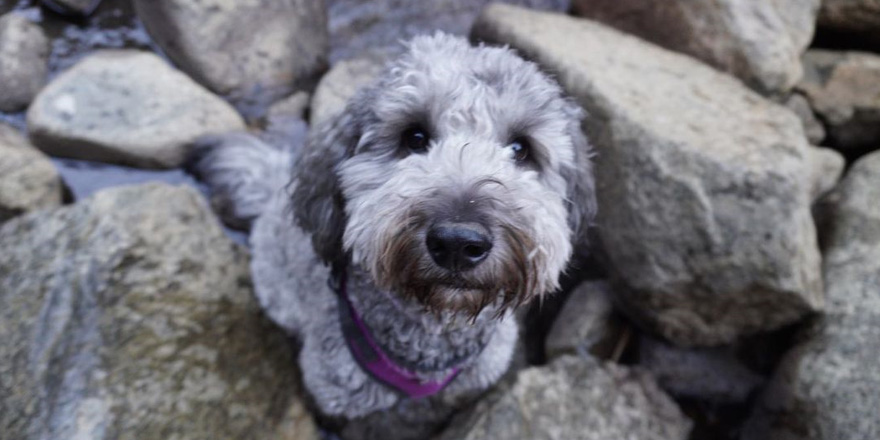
[1,1,879,439]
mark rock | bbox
[27,50,245,169]
[571,0,820,95]
[818,0,880,47]
[807,147,845,201]
[267,91,310,122]
[310,56,385,126]
[0,183,318,440]
[328,0,570,62]
[638,337,764,404]
[545,280,627,360]
[0,13,49,112]
[435,355,692,440]
[41,0,102,16]
[0,123,63,223]
[797,50,880,153]
[743,151,880,440]
[784,93,827,145]
[473,4,823,347]
[134,0,327,115]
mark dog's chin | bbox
[389,278,508,319]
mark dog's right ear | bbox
[291,90,373,264]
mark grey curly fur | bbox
[196,33,596,440]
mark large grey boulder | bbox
[783,93,826,145]
[798,50,880,153]
[818,0,880,47]
[435,355,692,440]
[27,50,245,169]
[0,13,49,112]
[571,0,820,95]
[743,151,880,440]
[135,0,327,114]
[310,56,385,126]
[0,123,63,223]
[0,183,318,440]
[473,5,823,347]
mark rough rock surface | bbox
[135,0,327,114]
[784,93,827,145]
[545,280,625,360]
[571,0,820,95]
[0,13,49,112]
[27,50,244,169]
[818,0,880,46]
[639,337,764,404]
[0,123,63,223]
[0,183,318,440]
[41,0,102,16]
[435,355,692,440]
[474,4,823,347]
[743,151,880,440]
[327,0,569,62]
[797,50,880,153]
[310,56,385,126]
[807,147,845,202]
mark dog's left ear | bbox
[291,88,375,264]
[560,100,598,248]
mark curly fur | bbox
[197,33,596,440]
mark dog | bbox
[194,33,596,439]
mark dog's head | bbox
[293,33,596,317]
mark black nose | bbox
[426,223,493,271]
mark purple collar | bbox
[332,268,461,399]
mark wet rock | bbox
[435,355,692,440]
[27,50,245,169]
[0,123,63,223]
[807,147,845,201]
[545,280,626,360]
[638,337,764,404]
[797,50,880,154]
[328,0,569,62]
[474,4,823,347]
[311,56,385,126]
[571,0,820,95]
[784,93,826,145]
[135,0,327,115]
[0,183,318,440]
[818,0,880,47]
[743,150,880,440]
[0,12,49,112]
[41,0,102,16]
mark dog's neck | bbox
[341,266,502,379]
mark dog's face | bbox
[294,34,595,317]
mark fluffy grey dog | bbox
[195,33,596,439]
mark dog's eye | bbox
[509,137,531,163]
[401,125,430,153]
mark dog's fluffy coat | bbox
[195,33,596,439]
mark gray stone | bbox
[328,0,569,62]
[545,280,627,360]
[807,146,845,202]
[784,93,827,145]
[743,151,880,440]
[0,13,49,112]
[798,50,880,153]
[435,355,692,440]
[0,123,62,223]
[27,50,245,169]
[0,183,318,440]
[818,0,880,46]
[135,0,327,114]
[267,91,310,122]
[310,56,385,127]
[571,0,820,95]
[473,4,823,347]
[638,337,764,404]
[41,0,102,16]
